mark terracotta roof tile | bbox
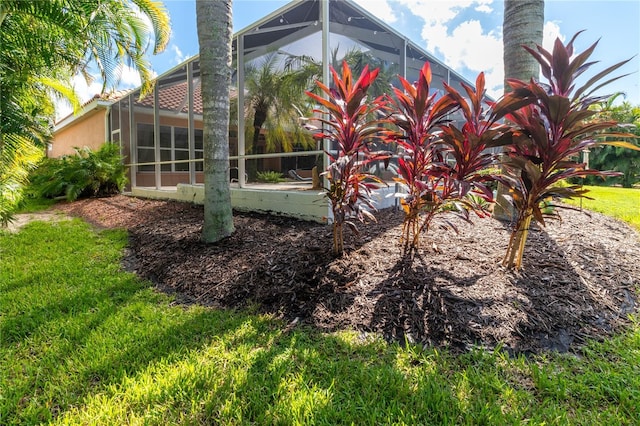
[134,81,204,115]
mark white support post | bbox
[399,39,407,80]
[321,0,331,220]
[153,83,161,189]
[187,60,196,185]
[129,93,137,188]
[237,34,246,188]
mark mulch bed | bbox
[55,194,640,354]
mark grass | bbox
[16,196,57,214]
[1,199,639,424]
[564,185,640,230]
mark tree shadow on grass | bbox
[49,320,525,425]
[0,221,258,423]
[2,274,272,423]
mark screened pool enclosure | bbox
[108,0,472,221]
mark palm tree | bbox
[285,47,397,176]
[287,47,397,98]
[493,0,544,221]
[244,53,316,153]
[237,52,317,180]
[196,0,235,242]
[1,0,169,97]
[0,0,170,224]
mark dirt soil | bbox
[55,195,640,354]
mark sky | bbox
[63,0,640,118]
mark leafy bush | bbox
[383,62,458,248]
[305,62,389,255]
[29,143,127,201]
[496,33,638,269]
[256,170,284,183]
[583,101,640,187]
[0,134,44,226]
[383,64,515,250]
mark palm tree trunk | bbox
[494,0,544,222]
[502,0,544,87]
[247,111,266,181]
[196,0,235,243]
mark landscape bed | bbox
[55,194,640,354]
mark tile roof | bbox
[81,89,132,107]
[134,81,204,115]
[54,90,129,129]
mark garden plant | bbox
[382,62,458,249]
[305,62,389,255]
[495,33,638,268]
[384,65,530,250]
[29,143,128,201]
[305,36,637,265]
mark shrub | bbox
[383,64,515,250]
[495,33,638,269]
[256,170,284,183]
[382,62,458,248]
[305,62,388,255]
[0,135,44,226]
[29,143,127,201]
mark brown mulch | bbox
[55,195,640,354]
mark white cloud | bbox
[396,0,503,95]
[117,64,147,88]
[73,74,103,103]
[54,74,103,120]
[353,0,398,24]
[170,44,186,65]
[543,20,564,53]
[475,3,493,13]
[398,0,491,25]
[430,20,502,72]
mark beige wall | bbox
[51,108,107,157]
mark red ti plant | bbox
[383,62,458,248]
[384,63,519,250]
[497,32,638,269]
[439,72,530,217]
[304,61,388,255]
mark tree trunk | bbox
[503,0,544,88]
[494,0,544,222]
[247,108,266,181]
[196,0,235,243]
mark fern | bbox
[29,143,128,201]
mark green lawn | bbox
[1,213,639,424]
[564,185,640,230]
[16,196,57,214]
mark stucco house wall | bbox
[51,109,107,157]
[52,97,113,158]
